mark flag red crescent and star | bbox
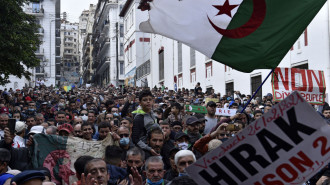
[208,0,267,39]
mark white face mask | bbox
[178,142,189,150]
[81,115,88,121]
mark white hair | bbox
[174,150,196,166]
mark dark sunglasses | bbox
[119,134,129,138]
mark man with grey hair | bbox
[35,113,45,125]
[126,147,145,179]
[143,156,168,185]
[174,150,196,176]
[46,126,57,135]
[73,117,83,125]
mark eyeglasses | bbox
[80,114,88,116]
[220,133,231,137]
[178,160,194,166]
[119,134,129,138]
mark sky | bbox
[61,0,98,23]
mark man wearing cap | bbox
[11,170,45,185]
[12,121,26,148]
[58,123,73,137]
[174,132,190,150]
[204,101,218,135]
[184,116,202,145]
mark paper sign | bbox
[185,105,207,114]
[215,108,237,117]
[272,67,326,105]
[205,98,219,104]
[186,91,330,185]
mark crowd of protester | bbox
[0,82,328,185]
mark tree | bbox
[0,0,42,85]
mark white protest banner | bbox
[186,91,330,185]
[272,67,326,105]
[215,108,236,117]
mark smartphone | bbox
[114,119,119,126]
[8,118,16,135]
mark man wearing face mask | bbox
[117,126,135,159]
[143,156,168,185]
[174,132,191,151]
[80,109,89,122]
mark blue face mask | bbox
[28,108,35,112]
[113,113,119,117]
[147,179,163,185]
[220,138,228,142]
[119,137,130,146]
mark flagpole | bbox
[240,69,275,113]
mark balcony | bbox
[35,66,44,74]
[65,39,74,44]
[35,27,44,36]
[101,20,110,34]
[96,57,110,73]
[24,7,44,17]
[98,38,110,55]
[35,48,44,56]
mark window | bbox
[226,82,234,97]
[120,61,124,75]
[293,63,308,69]
[32,3,40,13]
[206,61,212,78]
[251,75,262,99]
[190,71,196,83]
[159,50,164,81]
[190,48,195,67]
[120,43,124,56]
[136,60,150,79]
[178,42,182,73]
[120,24,124,37]
[178,74,183,87]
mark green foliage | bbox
[0,0,42,85]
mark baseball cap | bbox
[58,123,73,134]
[29,125,45,135]
[174,132,190,141]
[11,170,45,184]
[207,101,216,107]
[185,116,200,125]
[15,121,26,133]
[0,107,9,114]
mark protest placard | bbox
[186,91,330,185]
[215,108,236,117]
[272,67,326,105]
[205,98,219,104]
[185,105,207,114]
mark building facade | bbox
[60,22,80,86]
[80,5,97,84]
[146,2,330,99]
[91,0,125,87]
[120,0,150,87]
[3,0,61,89]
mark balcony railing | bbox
[24,7,44,16]
[35,66,44,74]
[97,57,110,72]
[36,27,44,35]
[35,48,44,55]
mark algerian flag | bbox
[32,134,116,185]
[139,0,326,72]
